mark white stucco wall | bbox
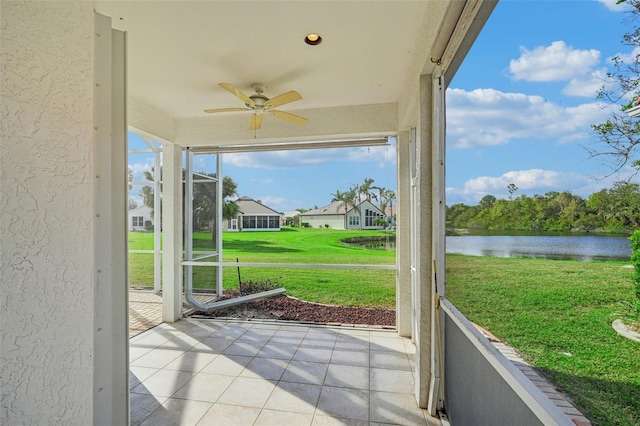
[303,215,345,229]
[1,2,95,423]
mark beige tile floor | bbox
[130,319,439,426]
[129,289,590,425]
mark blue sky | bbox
[446,0,638,204]
[129,0,637,212]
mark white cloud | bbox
[447,167,640,205]
[562,68,611,98]
[509,41,600,82]
[128,160,154,183]
[616,46,640,63]
[255,195,288,211]
[597,0,633,12]
[224,143,396,170]
[446,88,614,149]
[448,169,586,204]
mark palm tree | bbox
[381,189,396,226]
[358,177,376,203]
[345,185,361,229]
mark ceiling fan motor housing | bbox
[248,93,269,108]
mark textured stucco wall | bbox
[302,215,344,230]
[1,2,95,423]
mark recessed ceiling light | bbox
[304,33,322,46]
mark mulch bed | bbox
[192,290,396,327]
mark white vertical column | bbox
[216,154,224,298]
[432,76,446,297]
[396,130,412,337]
[93,13,129,425]
[414,74,435,409]
[154,146,162,293]
[428,75,446,414]
[162,143,183,322]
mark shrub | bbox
[144,220,153,231]
[324,224,330,228]
[301,222,310,228]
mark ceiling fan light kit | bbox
[204,82,307,130]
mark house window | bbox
[365,208,382,227]
[132,216,144,227]
[349,216,359,226]
[365,209,373,227]
[242,216,257,229]
[258,216,268,228]
[241,215,280,229]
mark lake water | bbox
[446,234,632,261]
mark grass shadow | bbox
[221,239,302,253]
[535,368,640,425]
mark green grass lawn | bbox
[128,227,396,307]
[129,229,639,423]
[446,255,640,426]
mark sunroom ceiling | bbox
[95,1,493,146]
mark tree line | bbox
[447,182,640,234]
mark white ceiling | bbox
[95,1,494,145]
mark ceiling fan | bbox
[204,83,307,130]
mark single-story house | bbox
[128,205,153,231]
[281,210,301,227]
[300,200,386,230]
[225,196,282,232]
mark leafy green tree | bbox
[448,184,637,233]
[479,195,496,210]
[139,168,157,217]
[192,174,239,242]
[586,182,639,232]
[590,0,640,178]
[140,184,155,213]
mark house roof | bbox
[282,210,301,218]
[235,196,282,215]
[93,1,495,147]
[300,200,384,216]
[129,205,152,215]
[300,201,346,216]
